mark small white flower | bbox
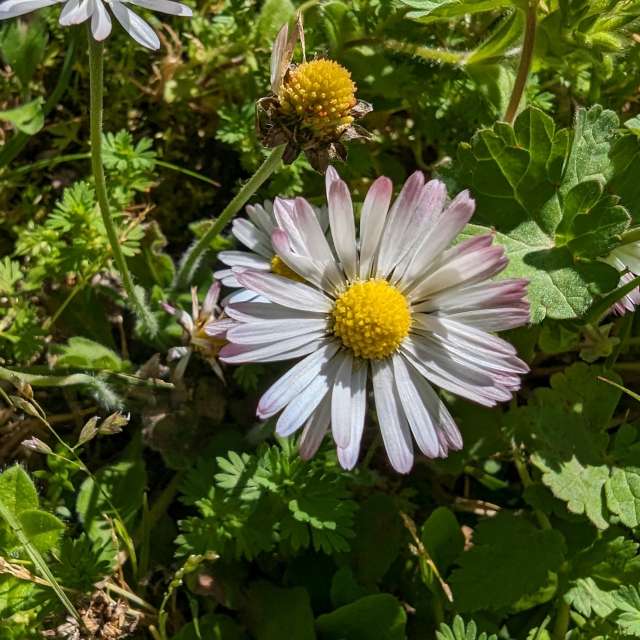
[0,0,192,50]
[215,199,328,304]
[163,280,233,381]
[604,242,640,315]
[219,167,530,473]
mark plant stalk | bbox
[504,0,539,123]
[87,30,156,336]
[173,144,285,290]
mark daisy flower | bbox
[163,280,233,381]
[215,199,328,303]
[603,242,640,315]
[0,0,192,50]
[219,168,530,473]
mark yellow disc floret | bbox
[332,280,411,360]
[278,59,357,137]
[270,255,305,282]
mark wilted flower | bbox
[604,241,640,315]
[215,199,328,303]
[21,437,52,455]
[0,0,192,50]
[257,17,372,172]
[162,281,233,380]
[220,167,530,473]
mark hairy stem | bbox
[173,144,285,291]
[504,0,539,123]
[88,31,157,336]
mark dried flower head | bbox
[257,16,372,172]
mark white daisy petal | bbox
[331,352,354,448]
[257,343,340,419]
[110,0,159,49]
[271,229,334,290]
[327,175,357,281]
[276,355,341,436]
[376,171,425,277]
[218,250,271,270]
[372,359,414,474]
[236,270,333,313]
[231,219,273,259]
[59,0,93,24]
[225,300,323,322]
[226,317,328,345]
[398,190,475,288]
[393,354,461,457]
[299,395,331,460]
[335,360,368,470]
[127,0,192,16]
[246,202,276,237]
[359,176,393,279]
[0,0,61,18]
[220,334,330,364]
[91,0,112,40]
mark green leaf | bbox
[15,510,64,554]
[458,106,627,322]
[53,336,127,372]
[606,468,640,528]
[566,577,618,618]
[436,616,498,640]
[76,460,146,543]
[245,581,315,640]
[0,19,48,87]
[614,585,640,636]
[400,0,513,23]
[448,512,565,612]
[0,466,38,517]
[352,494,402,585]
[421,507,464,574]
[0,98,44,135]
[510,363,621,529]
[316,594,407,640]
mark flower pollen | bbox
[332,280,411,360]
[278,59,357,137]
[270,255,305,282]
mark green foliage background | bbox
[1,0,640,638]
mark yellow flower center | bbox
[270,255,305,282]
[331,280,411,360]
[278,59,357,137]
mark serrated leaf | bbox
[421,506,464,574]
[614,585,640,636]
[436,615,498,640]
[606,467,640,528]
[566,577,618,618]
[448,513,565,612]
[458,106,628,322]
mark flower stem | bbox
[87,30,157,337]
[552,599,571,640]
[173,144,285,291]
[504,0,539,124]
